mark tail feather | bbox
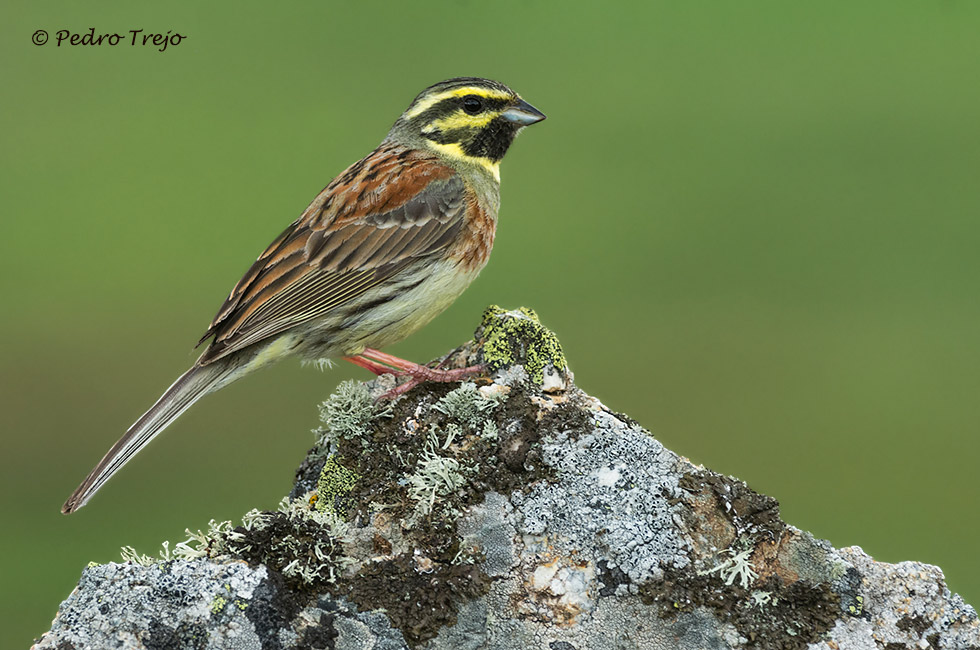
[62,362,233,514]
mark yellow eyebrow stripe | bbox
[405,86,512,119]
[423,111,498,133]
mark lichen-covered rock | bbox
[36,560,273,649]
[34,307,980,650]
[476,305,567,388]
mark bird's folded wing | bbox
[197,152,466,364]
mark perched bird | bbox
[62,77,545,514]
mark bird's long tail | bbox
[62,360,236,514]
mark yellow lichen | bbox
[210,595,227,615]
[316,456,360,518]
[479,306,566,385]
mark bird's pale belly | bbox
[291,259,484,361]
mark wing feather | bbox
[197,146,465,365]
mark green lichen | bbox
[119,545,156,566]
[481,419,498,440]
[432,382,504,431]
[316,456,360,518]
[827,559,850,582]
[407,428,468,517]
[317,380,393,446]
[478,305,566,385]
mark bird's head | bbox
[387,77,546,180]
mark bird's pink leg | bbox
[343,355,394,376]
[359,348,485,383]
[343,349,486,399]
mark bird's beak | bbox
[501,99,546,126]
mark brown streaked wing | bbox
[197,220,303,347]
[196,170,467,365]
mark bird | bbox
[62,77,545,514]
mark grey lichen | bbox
[432,381,505,431]
[118,545,157,567]
[700,547,760,589]
[37,560,270,650]
[226,496,349,587]
[317,379,392,446]
[515,406,691,585]
[407,429,468,517]
[118,518,239,566]
[115,498,348,589]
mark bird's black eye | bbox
[462,95,484,115]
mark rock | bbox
[34,306,980,649]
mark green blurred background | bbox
[4,1,979,646]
